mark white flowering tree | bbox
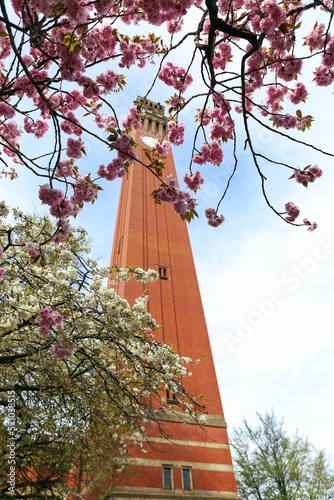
[0,0,332,234]
[0,203,202,498]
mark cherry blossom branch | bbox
[0,0,332,232]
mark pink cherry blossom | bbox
[183,171,204,192]
[122,106,144,130]
[13,75,38,98]
[168,121,185,145]
[210,118,233,141]
[156,189,176,203]
[193,141,223,166]
[1,0,331,233]
[289,83,308,105]
[64,89,86,110]
[98,158,126,181]
[205,208,225,227]
[95,114,118,131]
[49,197,75,218]
[196,108,212,127]
[0,102,15,118]
[27,245,42,257]
[39,184,65,206]
[39,306,64,336]
[294,165,322,184]
[52,337,76,359]
[277,57,303,82]
[24,117,49,138]
[96,70,122,93]
[155,141,170,157]
[66,138,84,159]
[266,85,287,112]
[0,267,5,281]
[55,161,73,178]
[80,25,117,63]
[271,114,298,130]
[304,24,325,52]
[52,219,71,243]
[322,37,334,68]
[173,191,196,215]
[155,175,196,213]
[118,40,136,68]
[60,112,82,136]
[308,165,323,179]
[156,176,178,202]
[284,202,300,222]
[167,17,184,34]
[112,132,137,161]
[303,218,318,231]
[166,94,186,114]
[71,176,98,205]
[314,66,334,86]
[212,42,232,69]
[158,62,193,92]
[77,75,99,98]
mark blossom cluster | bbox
[155,140,171,157]
[122,106,144,130]
[205,208,225,227]
[38,174,101,240]
[39,306,64,336]
[192,96,233,168]
[284,202,300,223]
[283,202,317,230]
[303,219,318,232]
[108,266,159,286]
[294,165,323,186]
[98,130,137,182]
[133,268,160,283]
[183,171,204,192]
[167,121,185,145]
[158,62,193,92]
[51,337,76,360]
[155,176,197,216]
[193,141,224,166]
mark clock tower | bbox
[107,96,238,499]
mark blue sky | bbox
[2,5,334,465]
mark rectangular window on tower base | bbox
[163,465,173,490]
[182,467,192,491]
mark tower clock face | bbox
[140,135,158,148]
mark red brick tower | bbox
[109,97,238,499]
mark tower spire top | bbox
[135,96,167,138]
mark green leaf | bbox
[62,32,82,53]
